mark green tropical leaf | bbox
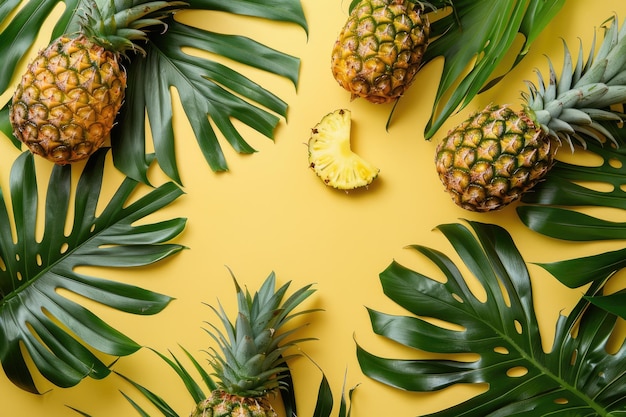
[0,0,307,184]
[386,0,565,139]
[0,148,186,394]
[517,119,626,315]
[357,220,626,416]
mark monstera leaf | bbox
[0,149,186,394]
[517,119,626,319]
[357,220,626,416]
[346,0,564,138]
[0,0,307,184]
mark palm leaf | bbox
[378,0,565,138]
[0,0,307,184]
[0,148,186,394]
[517,119,626,317]
[357,220,626,416]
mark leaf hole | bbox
[36,254,43,266]
[16,271,22,281]
[506,366,528,377]
[608,157,622,169]
[570,349,578,366]
[572,180,614,193]
[493,346,509,355]
[553,398,568,405]
[514,320,523,334]
[451,293,463,303]
[15,253,20,261]
[0,257,5,271]
[90,224,96,233]
[60,243,69,254]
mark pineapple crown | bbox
[79,0,188,56]
[204,270,318,397]
[523,14,626,150]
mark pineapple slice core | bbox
[308,109,379,190]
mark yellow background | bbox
[2,0,626,415]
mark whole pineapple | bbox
[9,0,185,165]
[190,271,316,417]
[331,0,431,104]
[435,15,626,212]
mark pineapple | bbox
[435,15,626,212]
[9,0,186,165]
[190,271,316,417]
[331,0,431,104]
[308,109,379,190]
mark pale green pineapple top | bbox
[79,0,188,55]
[524,15,626,149]
[206,271,317,398]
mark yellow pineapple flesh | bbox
[308,109,379,190]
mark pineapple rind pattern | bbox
[8,1,186,165]
[331,0,430,103]
[435,15,626,212]
[435,104,554,212]
[10,35,126,164]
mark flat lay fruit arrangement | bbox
[1,1,626,416]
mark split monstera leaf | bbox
[358,220,626,416]
[0,149,185,394]
[518,117,626,319]
[0,0,307,184]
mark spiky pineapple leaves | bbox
[0,0,307,184]
[357,220,626,416]
[517,119,626,319]
[0,149,186,394]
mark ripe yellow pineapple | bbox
[9,0,185,165]
[308,109,380,190]
[190,272,316,417]
[435,15,626,212]
[331,0,431,104]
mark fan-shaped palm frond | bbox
[358,220,626,416]
[0,0,307,184]
[0,148,186,394]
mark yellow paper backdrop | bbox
[2,0,626,415]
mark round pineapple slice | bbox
[308,109,379,190]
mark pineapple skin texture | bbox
[190,390,277,417]
[435,104,555,212]
[10,34,127,165]
[331,0,430,104]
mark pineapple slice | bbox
[308,109,379,190]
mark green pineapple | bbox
[435,15,626,212]
[190,272,316,417]
[9,0,185,164]
[331,0,431,104]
